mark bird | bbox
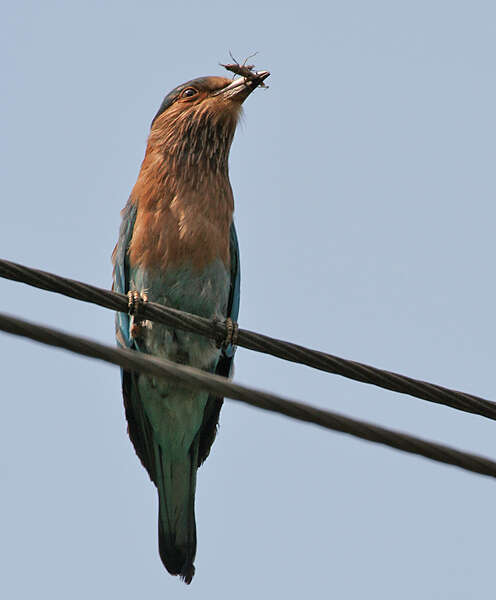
[112,68,270,584]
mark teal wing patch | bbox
[112,200,137,350]
[197,222,241,465]
[113,201,158,481]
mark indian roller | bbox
[112,69,269,583]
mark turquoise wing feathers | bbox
[113,200,137,351]
[224,222,241,359]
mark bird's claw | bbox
[128,290,150,339]
[214,317,239,350]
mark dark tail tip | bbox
[180,563,195,585]
[158,543,196,584]
[158,518,196,584]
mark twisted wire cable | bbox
[0,257,494,421]
[0,311,495,480]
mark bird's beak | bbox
[213,70,270,103]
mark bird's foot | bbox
[214,317,239,350]
[127,290,151,339]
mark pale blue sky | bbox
[1,1,495,598]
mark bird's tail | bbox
[156,443,199,584]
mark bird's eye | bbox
[181,88,198,98]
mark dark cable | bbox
[0,310,495,480]
[0,257,494,421]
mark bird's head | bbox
[147,72,269,174]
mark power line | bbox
[0,257,494,421]
[1,310,495,480]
